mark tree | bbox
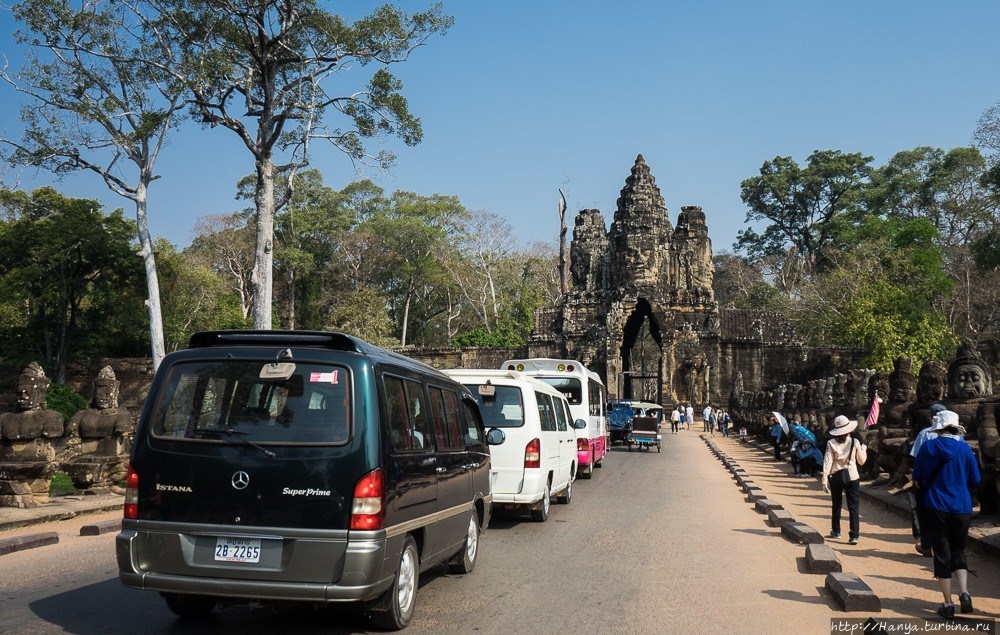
[1,0,189,371]
[736,150,872,272]
[155,239,247,350]
[146,0,452,329]
[189,214,257,320]
[0,187,144,380]
[793,217,956,370]
[867,146,999,245]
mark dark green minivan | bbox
[117,331,500,630]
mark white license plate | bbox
[214,537,262,563]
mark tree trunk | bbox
[135,183,166,371]
[252,156,276,329]
[558,189,568,295]
[400,280,414,347]
[288,268,296,330]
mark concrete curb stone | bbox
[781,522,824,544]
[825,572,880,612]
[80,519,121,536]
[806,544,842,573]
[767,508,795,527]
[0,531,58,556]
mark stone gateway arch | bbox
[529,155,722,407]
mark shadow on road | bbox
[762,587,837,609]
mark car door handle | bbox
[462,463,479,470]
[436,467,447,474]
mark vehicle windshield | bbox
[150,360,351,445]
[467,385,525,428]
[534,376,582,405]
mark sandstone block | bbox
[806,544,842,573]
[825,572,880,612]
[781,522,824,544]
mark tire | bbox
[371,536,419,631]
[556,475,572,504]
[580,452,594,479]
[530,479,551,522]
[162,593,216,618]
[449,513,480,574]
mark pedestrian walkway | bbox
[717,433,1000,622]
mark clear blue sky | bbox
[1,1,999,254]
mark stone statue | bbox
[942,340,999,514]
[877,358,917,485]
[62,366,132,491]
[0,363,66,507]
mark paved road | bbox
[2,429,994,634]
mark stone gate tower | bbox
[530,155,722,406]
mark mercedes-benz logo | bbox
[231,471,250,490]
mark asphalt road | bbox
[0,430,944,634]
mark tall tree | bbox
[148,0,451,329]
[737,150,872,273]
[0,0,188,370]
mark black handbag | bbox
[831,437,855,485]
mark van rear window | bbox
[150,361,351,445]
[534,376,582,405]
[468,385,524,428]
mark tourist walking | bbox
[708,409,716,436]
[702,405,712,432]
[721,410,731,437]
[769,416,785,461]
[909,403,948,556]
[821,415,867,545]
[685,404,694,430]
[912,410,980,619]
[670,406,680,434]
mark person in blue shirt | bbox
[912,410,980,620]
[769,416,785,461]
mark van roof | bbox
[500,357,602,383]
[442,368,567,400]
[187,330,449,380]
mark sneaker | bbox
[937,603,955,620]
[848,537,859,545]
[828,531,841,539]
[959,593,973,614]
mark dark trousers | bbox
[670,421,679,433]
[907,489,926,546]
[829,473,861,539]
[924,509,971,579]
[772,439,781,460]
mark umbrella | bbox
[771,411,789,435]
[789,423,816,445]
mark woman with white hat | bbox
[821,415,868,545]
[912,410,980,620]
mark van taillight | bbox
[577,439,588,453]
[524,438,540,469]
[351,469,385,530]
[124,465,139,519]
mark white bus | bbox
[500,358,607,478]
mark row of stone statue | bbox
[0,362,132,508]
[728,340,999,518]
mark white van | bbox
[444,369,583,522]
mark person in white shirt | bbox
[685,405,694,430]
[669,407,681,434]
[702,405,712,432]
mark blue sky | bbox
[1,1,999,254]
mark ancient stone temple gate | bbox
[529,155,721,406]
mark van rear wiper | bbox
[193,427,276,459]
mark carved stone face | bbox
[15,378,44,411]
[94,383,119,410]
[868,373,890,403]
[916,363,946,403]
[889,375,914,404]
[951,364,988,400]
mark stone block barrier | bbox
[0,531,58,556]
[825,572,880,612]
[806,544,842,573]
[781,522,824,544]
[767,508,795,528]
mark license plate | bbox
[214,537,261,563]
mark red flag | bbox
[865,391,882,429]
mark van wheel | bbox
[371,536,419,631]
[580,453,594,479]
[162,593,216,618]
[449,513,480,574]
[556,476,572,504]
[530,480,551,522]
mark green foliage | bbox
[45,382,87,422]
[795,217,956,370]
[737,150,872,270]
[49,471,76,496]
[0,187,146,374]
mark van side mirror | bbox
[486,428,506,445]
[573,419,587,430]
